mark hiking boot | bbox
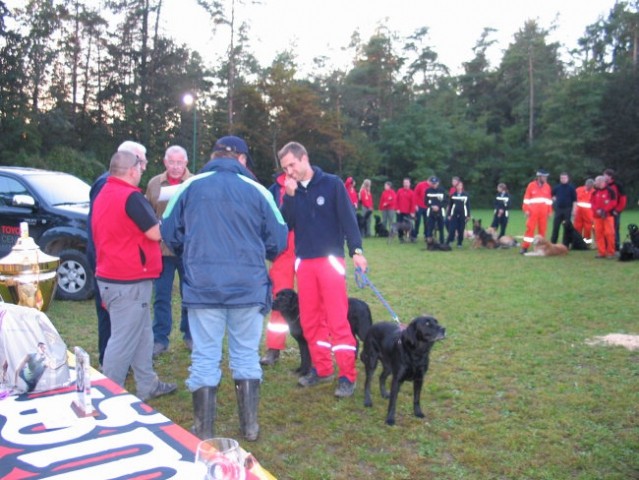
[141,380,177,402]
[297,369,334,387]
[152,342,168,357]
[334,377,356,398]
[259,349,280,366]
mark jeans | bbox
[186,306,264,391]
[153,256,190,347]
[412,207,428,239]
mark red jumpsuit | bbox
[574,185,594,244]
[521,179,553,249]
[591,186,617,257]
[264,174,296,350]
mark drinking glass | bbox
[194,437,245,480]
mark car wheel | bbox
[55,249,94,301]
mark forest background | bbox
[1,0,638,206]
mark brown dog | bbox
[524,235,568,256]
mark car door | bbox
[0,174,39,256]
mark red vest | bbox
[92,176,162,281]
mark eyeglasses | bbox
[134,156,148,171]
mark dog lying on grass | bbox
[374,214,389,237]
[471,219,498,249]
[271,288,373,376]
[361,316,446,426]
[524,235,569,256]
[484,227,518,248]
[562,219,589,250]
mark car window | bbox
[0,176,29,206]
[27,173,90,206]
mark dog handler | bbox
[279,141,368,398]
[162,136,288,441]
[520,169,553,254]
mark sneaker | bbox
[259,348,280,366]
[140,380,177,401]
[519,248,528,255]
[297,369,334,387]
[334,377,356,398]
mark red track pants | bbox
[594,216,615,256]
[265,232,296,350]
[296,256,357,382]
[573,208,593,242]
[522,209,549,249]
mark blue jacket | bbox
[280,166,362,258]
[161,158,288,311]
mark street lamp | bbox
[182,93,197,172]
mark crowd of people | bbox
[344,168,627,257]
[88,137,628,445]
[88,137,367,443]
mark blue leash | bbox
[355,267,400,323]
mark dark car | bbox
[0,167,94,301]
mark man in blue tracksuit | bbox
[161,136,288,441]
[279,141,368,399]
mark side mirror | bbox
[12,194,36,208]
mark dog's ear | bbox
[401,321,418,349]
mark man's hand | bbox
[353,253,368,272]
[284,176,298,196]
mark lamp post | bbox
[182,93,197,171]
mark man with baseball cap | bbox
[520,169,553,254]
[161,135,288,441]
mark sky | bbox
[162,0,619,75]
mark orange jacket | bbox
[575,186,593,210]
[522,180,552,216]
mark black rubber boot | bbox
[235,379,260,441]
[192,386,217,440]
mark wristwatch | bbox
[353,248,364,256]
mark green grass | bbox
[48,209,639,480]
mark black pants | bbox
[551,207,572,244]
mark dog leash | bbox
[354,267,400,323]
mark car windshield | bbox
[28,172,90,206]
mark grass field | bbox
[48,209,639,479]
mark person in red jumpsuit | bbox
[260,172,296,366]
[520,169,553,254]
[591,175,618,259]
[574,178,594,246]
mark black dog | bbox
[361,316,445,426]
[374,214,389,237]
[271,288,373,376]
[471,218,498,249]
[425,237,452,251]
[561,219,589,250]
[356,210,372,237]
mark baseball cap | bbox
[429,176,440,184]
[213,136,254,169]
[536,169,549,177]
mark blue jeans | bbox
[153,256,190,347]
[412,207,428,239]
[186,306,264,391]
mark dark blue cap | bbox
[213,136,254,169]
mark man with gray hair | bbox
[145,145,193,356]
[92,148,176,401]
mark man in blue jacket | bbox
[279,141,368,398]
[161,136,288,441]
